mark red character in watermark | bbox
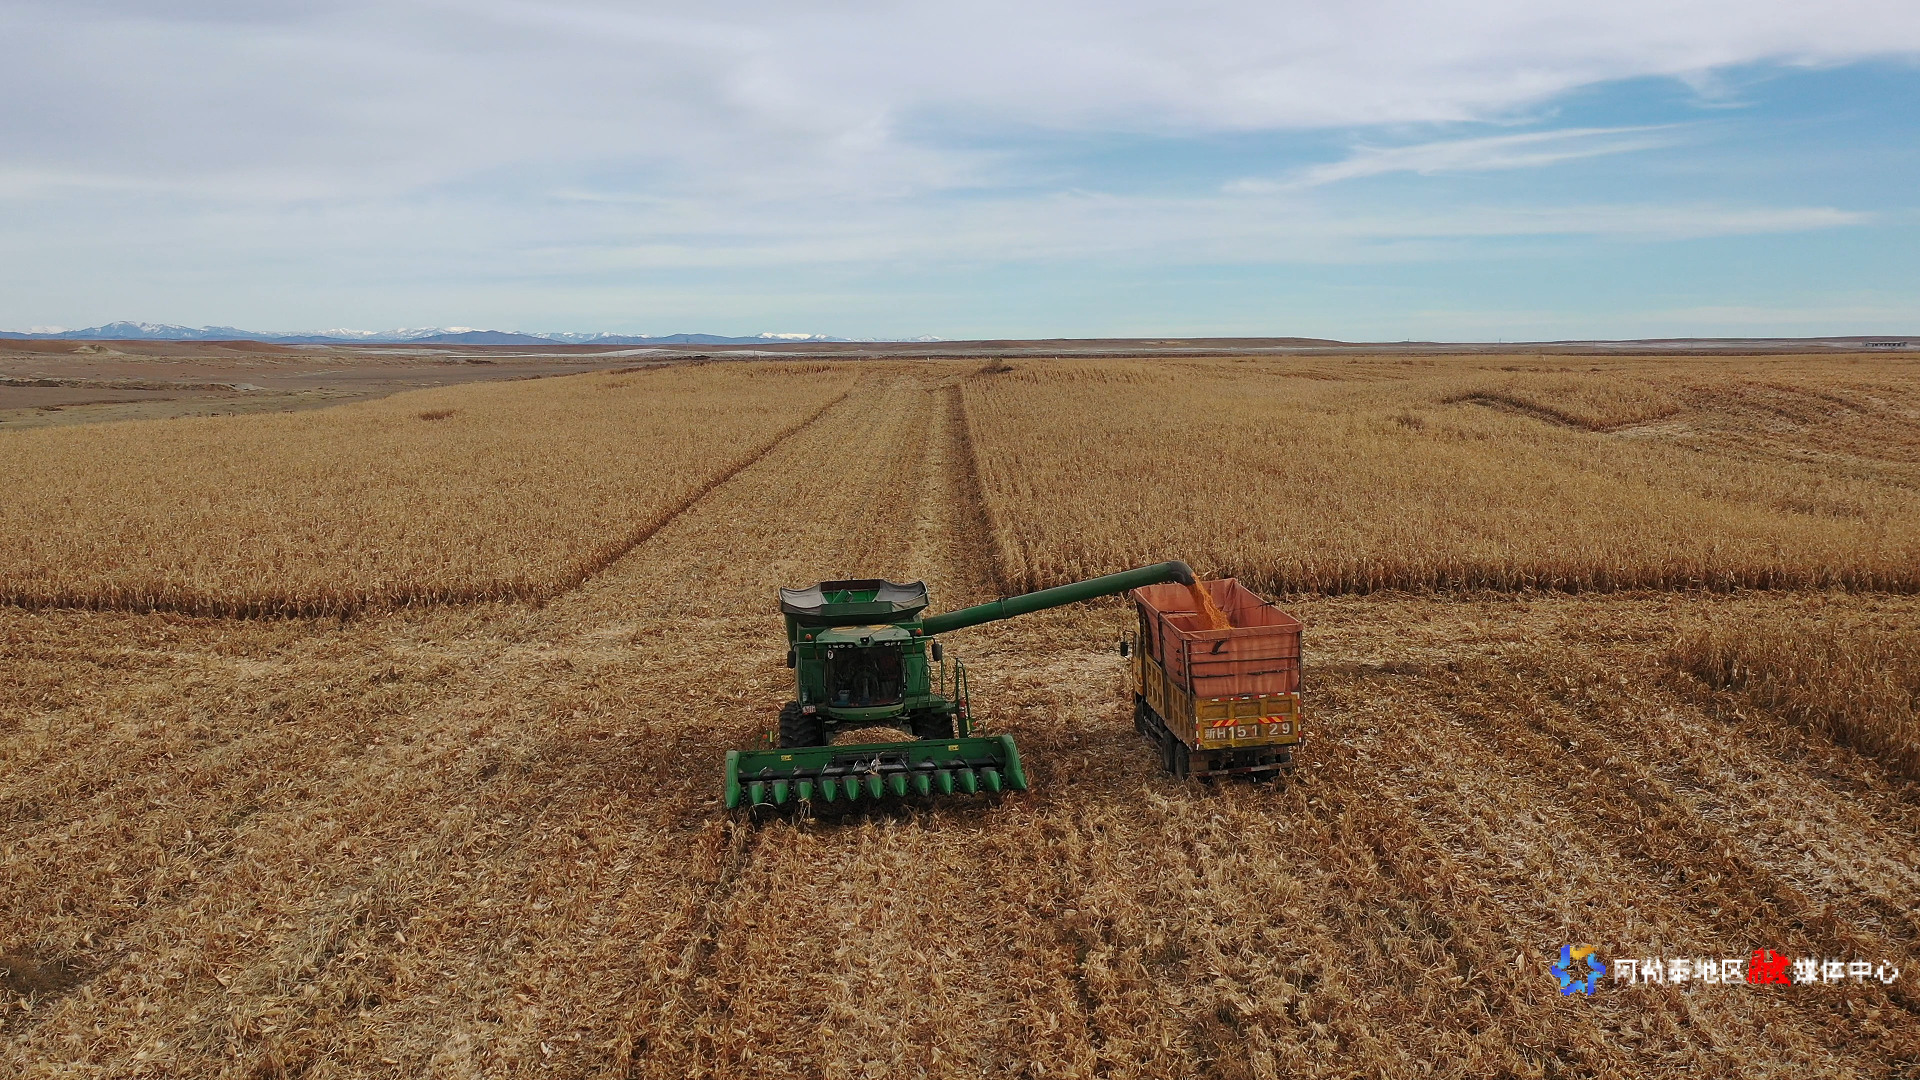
[1747,949,1792,985]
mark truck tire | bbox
[778,701,823,749]
[1133,695,1149,735]
[910,710,954,740]
[1172,739,1191,779]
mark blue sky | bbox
[3,1,1918,340]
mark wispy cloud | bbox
[1,1,1916,334]
[1227,126,1684,193]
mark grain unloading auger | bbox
[723,561,1198,810]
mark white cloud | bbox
[4,1,1919,202]
[1226,126,1685,193]
[1,0,1914,332]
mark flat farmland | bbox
[2,356,1917,1078]
[0,362,853,615]
[0,340,669,430]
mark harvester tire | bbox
[778,701,823,749]
[910,710,954,740]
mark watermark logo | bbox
[1601,949,1897,988]
[1552,945,1605,996]
[1554,942,1900,996]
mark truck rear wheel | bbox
[1160,731,1192,778]
[778,701,823,749]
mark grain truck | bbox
[1125,578,1304,780]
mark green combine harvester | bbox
[723,561,1197,810]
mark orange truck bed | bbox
[1128,578,1303,778]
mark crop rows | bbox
[3,361,1918,1077]
[960,356,1920,596]
[1673,618,1920,779]
[0,362,855,616]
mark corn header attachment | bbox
[724,734,1027,809]
[724,561,1196,811]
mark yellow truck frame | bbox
[1127,637,1302,781]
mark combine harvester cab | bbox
[726,562,1200,811]
[1127,578,1304,781]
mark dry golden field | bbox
[0,362,853,615]
[963,355,1920,594]
[1673,618,1920,779]
[2,356,1918,1079]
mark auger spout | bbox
[920,561,1195,636]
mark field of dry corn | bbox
[3,355,1918,1079]
[0,362,854,616]
[963,355,1920,595]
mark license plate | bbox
[1201,722,1292,742]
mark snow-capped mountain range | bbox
[0,321,943,346]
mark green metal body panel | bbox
[781,582,945,730]
[726,562,1194,809]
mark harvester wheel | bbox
[910,710,954,740]
[777,701,823,749]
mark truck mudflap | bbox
[1187,749,1295,780]
[724,734,1028,809]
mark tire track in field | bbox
[489,371,977,1076]
[927,380,1149,1073]
[1658,669,1920,873]
[0,380,854,620]
[1435,654,1920,1049]
[677,374,1010,1076]
[0,371,904,1074]
[939,373,1012,600]
[905,380,998,606]
[1492,650,1920,956]
[1324,667,1875,1074]
[903,378,1145,1072]
[593,371,1083,1077]
[538,382,856,602]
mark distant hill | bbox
[0,321,265,341]
[410,330,555,345]
[0,322,905,346]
